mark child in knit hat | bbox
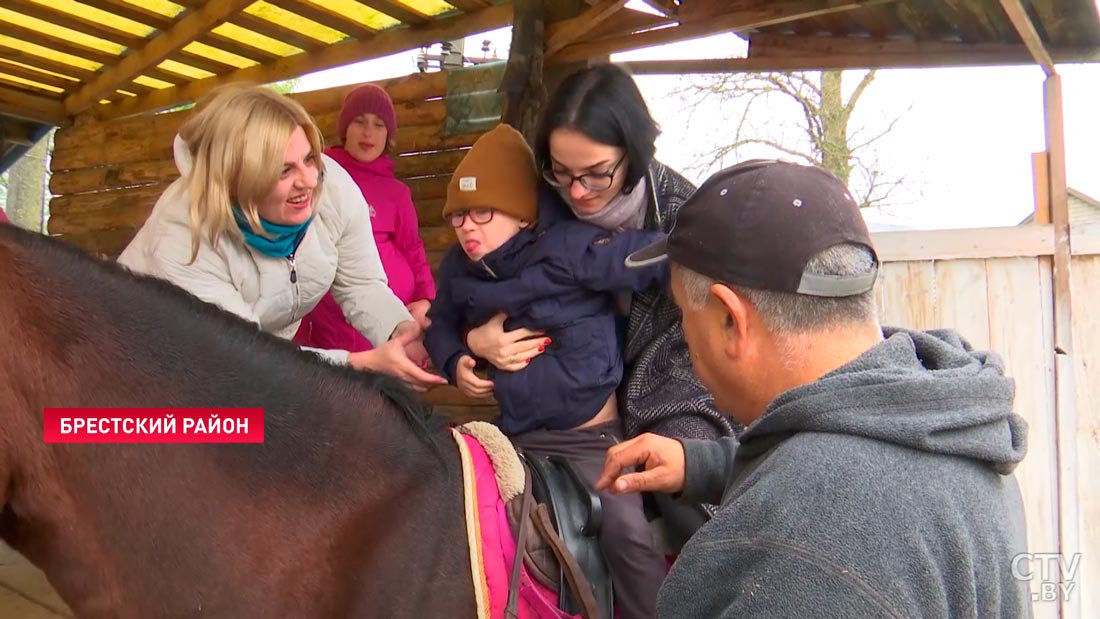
[294,83,435,353]
[425,124,669,619]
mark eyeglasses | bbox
[543,153,626,192]
[447,208,494,228]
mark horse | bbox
[0,223,598,618]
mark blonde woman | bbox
[119,84,445,391]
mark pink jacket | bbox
[294,148,435,352]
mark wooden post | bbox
[1032,151,1051,225]
[500,0,546,143]
[1045,72,1080,619]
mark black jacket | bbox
[425,196,666,435]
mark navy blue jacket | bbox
[425,202,667,436]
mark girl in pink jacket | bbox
[295,84,436,352]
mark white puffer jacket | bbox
[118,135,412,364]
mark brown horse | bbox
[0,223,491,617]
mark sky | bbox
[295,6,1100,231]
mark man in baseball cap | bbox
[598,160,1031,618]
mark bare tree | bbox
[673,70,911,209]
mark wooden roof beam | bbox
[90,2,514,121]
[546,0,629,57]
[0,118,39,146]
[0,84,65,124]
[62,0,255,117]
[620,45,1100,74]
[550,0,895,63]
[999,0,1056,75]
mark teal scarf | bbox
[233,208,312,258]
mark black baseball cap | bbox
[626,159,879,297]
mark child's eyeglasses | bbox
[447,208,495,228]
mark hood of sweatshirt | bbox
[742,327,1028,474]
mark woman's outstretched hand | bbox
[348,321,447,392]
[464,313,549,372]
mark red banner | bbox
[43,408,265,443]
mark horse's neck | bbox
[8,416,476,618]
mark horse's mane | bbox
[0,224,448,457]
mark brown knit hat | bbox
[443,124,537,223]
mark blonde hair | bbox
[178,83,326,262]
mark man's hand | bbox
[455,355,494,399]
[595,433,687,495]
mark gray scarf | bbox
[565,177,648,231]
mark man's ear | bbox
[710,283,749,356]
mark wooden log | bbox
[52,227,142,259]
[407,175,452,202]
[419,225,457,253]
[50,182,172,217]
[54,72,449,152]
[51,123,483,172]
[50,143,467,196]
[414,198,446,224]
[50,160,180,196]
[49,200,159,236]
[394,148,469,181]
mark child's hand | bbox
[456,355,494,399]
[407,299,432,331]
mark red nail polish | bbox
[544,339,552,345]
[525,359,531,364]
[538,346,545,352]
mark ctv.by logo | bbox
[1011,553,1081,603]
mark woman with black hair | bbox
[462,65,740,607]
[466,63,738,443]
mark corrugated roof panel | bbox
[0,7,126,55]
[408,0,460,16]
[245,2,349,44]
[302,0,400,31]
[181,41,260,69]
[34,0,156,38]
[121,0,186,19]
[132,74,176,89]
[210,22,303,57]
[0,34,102,71]
[157,58,215,80]
[0,58,81,83]
[0,72,65,93]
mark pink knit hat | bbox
[338,83,397,147]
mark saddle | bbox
[506,452,614,619]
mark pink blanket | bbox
[461,433,581,619]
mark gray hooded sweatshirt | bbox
[660,328,1031,618]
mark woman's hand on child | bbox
[464,313,549,372]
[407,299,432,331]
[455,355,494,399]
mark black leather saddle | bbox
[523,453,614,619]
